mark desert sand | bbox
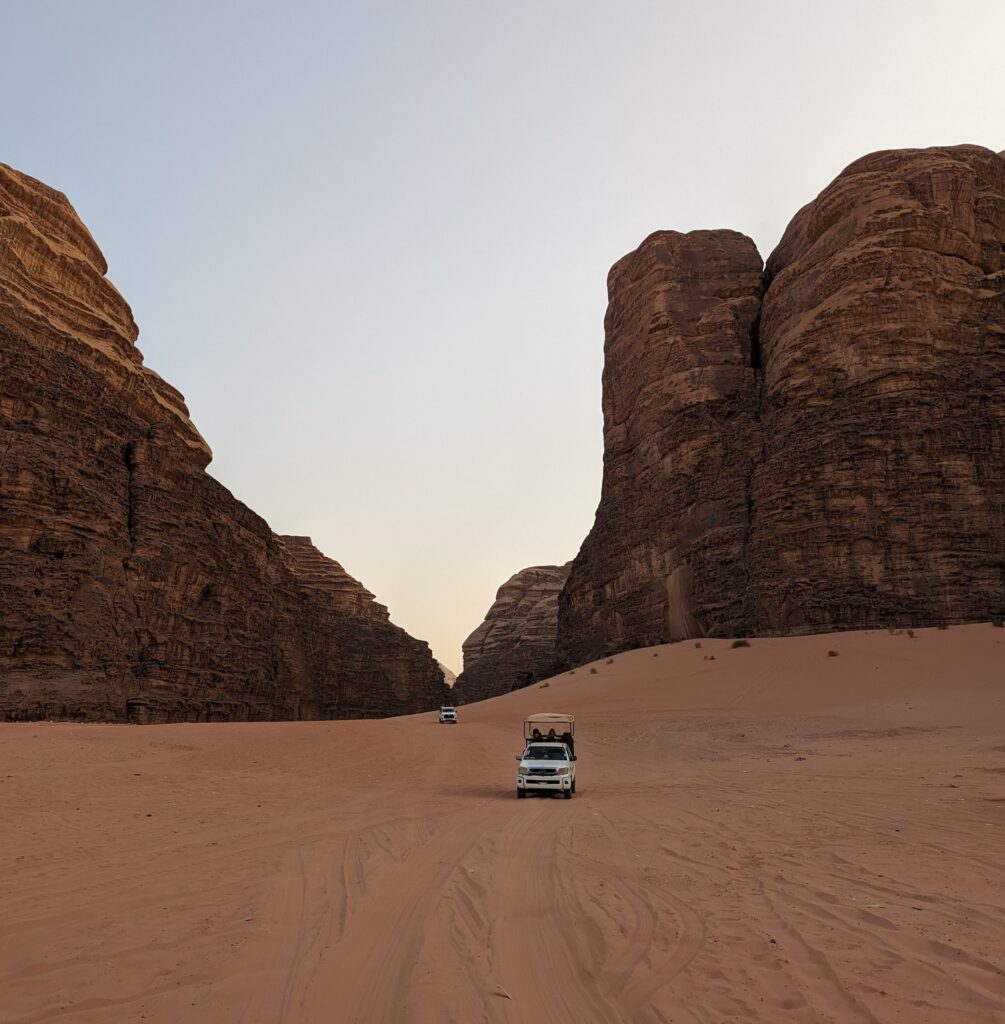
[2,625,1003,1023]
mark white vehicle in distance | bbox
[439,706,458,724]
[516,713,576,799]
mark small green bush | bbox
[992,617,1004,628]
[652,652,659,657]
[827,650,838,657]
[731,639,750,649]
[694,641,702,649]
[907,629,915,638]
[589,667,598,675]
[605,658,614,664]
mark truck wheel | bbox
[517,788,526,799]
[571,778,576,794]
[563,789,572,799]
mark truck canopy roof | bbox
[524,713,575,751]
[525,713,574,725]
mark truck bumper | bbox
[516,775,572,793]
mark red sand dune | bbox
[2,625,1003,1023]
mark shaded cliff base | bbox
[3,624,1002,1022]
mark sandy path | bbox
[2,625,1003,1023]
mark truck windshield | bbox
[525,745,567,760]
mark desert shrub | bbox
[992,617,1004,628]
[907,629,915,638]
[694,642,702,649]
[589,667,598,675]
[540,681,550,688]
[827,650,838,657]
[938,623,948,630]
[652,652,659,657]
[731,639,750,649]
[605,658,614,664]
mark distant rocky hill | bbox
[0,163,448,722]
[438,662,457,690]
[559,144,1005,665]
[452,564,570,704]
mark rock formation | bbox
[559,230,763,662]
[559,145,1005,666]
[0,163,448,722]
[750,145,1005,633]
[438,662,457,690]
[452,564,570,704]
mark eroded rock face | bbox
[0,163,210,466]
[452,564,571,704]
[559,145,1005,665]
[750,145,1005,632]
[0,164,448,722]
[558,230,764,665]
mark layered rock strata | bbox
[452,564,570,704]
[0,164,448,722]
[559,145,1005,665]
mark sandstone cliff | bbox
[559,145,1005,666]
[452,564,570,705]
[559,230,763,662]
[0,164,448,722]
[750,145,1005,632]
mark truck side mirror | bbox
[570,755,577,761]
[514,754,522,761]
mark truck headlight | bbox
[518,766,530,775]
[556,767,570,776]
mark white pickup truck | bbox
[439,706,457,724]
[515,713,577,799]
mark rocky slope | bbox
[559,144,1005,665]
[452,564,570,704]
[0,163,448,722]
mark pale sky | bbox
[4,1,1004,672]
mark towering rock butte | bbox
[0,163,448,722]
[559,144,1005,666]
[452,564,571,704]
[559,229,763,660]
[750,145,1005,633]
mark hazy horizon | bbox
[4,0,1004,672]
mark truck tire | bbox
[571,778,576,794]
[563,788,572,799]
[517,788,526,799]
